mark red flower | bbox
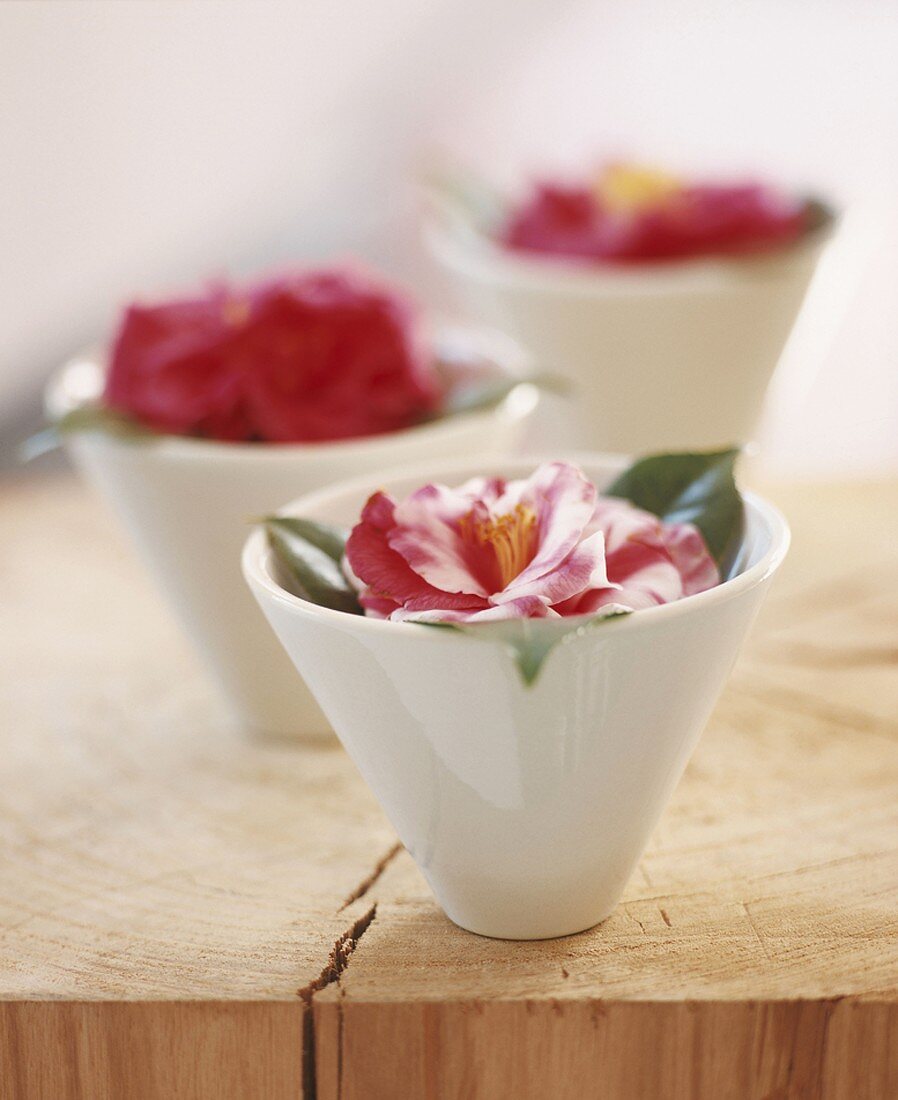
[500,166,813,264]
[344,462,719,622]
[105,270,442,443]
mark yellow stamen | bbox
[597,163,682,213]
[460,503,538,588]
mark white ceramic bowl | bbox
[46,337,539,741]
[243,454,789,938]
[426,213,830,454]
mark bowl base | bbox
[442,902,618,942]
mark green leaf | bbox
[803,197,835,235]
[20,403,157,463]
[422,164,506,235]
[439,371,570,419]
[418,608,631,686]
[263,515,349,564]
[440,375,521,417]
[264,517,362,615]
[605,448,744,574]
[55,404,156,440]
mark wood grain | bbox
[1,470,896,1098]
[316,999,898,1100]
[0,1001,302,1100]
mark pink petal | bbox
[395,595,557,623]
[466,597,559,622]
[400,591,489,614]
[559,585,652,614]
[346,491,486,613]
[585,496,659,553]
[389,483,493,596]
[555,496,719,615]
[348,467,720,625]
[358,592,401,618]
[455,475,507,507]
[497,530,613,606]
[497,462,598,588]
[359,489,397,531]
[605,536,685,605]
[661,523,720,595]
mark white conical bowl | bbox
[426,214,831,453]
[46,334,539,741]
[243,454,789,937]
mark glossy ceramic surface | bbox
[47,341,539,741]
[426,218,829,454]
[243,454,789,937]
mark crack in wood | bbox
[741,901,773,963]
[626,908,648,936]
[625,845,893,912]
[816,995,848,1085]
[298,904,377,1100]
[333,982,348,1100]
[337,841,402,912]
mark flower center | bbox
[597,164,682,213]
[460,503,538,589]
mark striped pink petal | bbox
[394,595,557,623]
[346,491,488,614]
[389,483,492,596]
[494,530,612,607]
[500,462,598,590]
[344,463,720,623]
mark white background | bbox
[2,0,896,476]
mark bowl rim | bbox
[242,452,791,640]
[45,342,540,464]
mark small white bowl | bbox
[47,333,539,741]
[426,211,831,454]
[243,454,789,938]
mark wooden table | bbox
[1,470,896,1099]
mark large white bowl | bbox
[427,214,830,453]
[47,338,539,741]
[243,454,789,938]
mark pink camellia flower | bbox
[105,269,442,443]
[345,462,719,622]
[500,164,814,264]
